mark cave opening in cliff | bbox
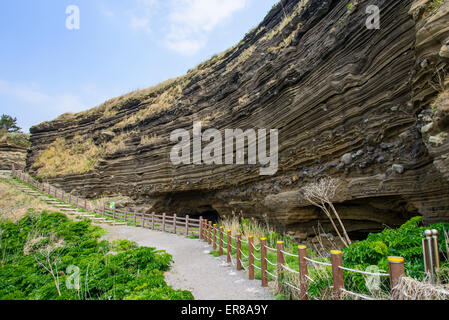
[288,196,421,242]
[180,205,220,223]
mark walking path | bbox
[5,171,275,300]
[102,225,275,300]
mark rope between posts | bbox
[265,257,277,266]
[253,245,261,252]
[265,270,278,279]
[253,264,261,270]
[304,257,332,267]
[284,281,301,292]
[240,239,248,244]
[282,264,300,274]
[253,255,261,262]
[229,244,237,250]
[305,275,316,283]
[338,266,390,277]
[239,249,248,259]
[281,250,298,258]
[264,245,277,252]
[340,288,375,300]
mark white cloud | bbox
[99,4,115,18]
[0,80,86,115]
[165,0,251,55]
[129,15,152,34]
[126,0,160,35]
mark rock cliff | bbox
[0,133,29,170]
[26,0,449,241]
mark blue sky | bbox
[0,0,277,132]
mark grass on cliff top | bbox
[0,132,30,148]
[0,211,194,300]
[32,137,101,179]
[0,177,53,223]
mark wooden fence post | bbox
[203,220,207,241]
[236,234,242,271]
[185,215,189,236]
[173,214,177,234]
[152,212,155,230]
[261,238,268,287]
[248,236,254,280]
[162,213,166,232]
[213,224,217,250]
[199,217,203,240]
[208,221,212,245]
[331,250,344,300]
[298,245,309,300]
[227,230,232,263]
[388,256,405,295]
[277,241,285,293]
[219,227,224,256]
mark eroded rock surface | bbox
[0,143,27,170]
[26,0,449,240]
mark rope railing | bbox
[10,169,202,238]
[265,257,277,266]
[11,166,418,301]
[265,270,278,279]
[264,245,276,252]
[340,288,376,300]
[338,266,390,277]
[281,264,299,274]
[281,250,298,258]
[284,281,301,292]
[304,257,332,267]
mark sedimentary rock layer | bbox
[0,143,27,170]
[27,0,449,240]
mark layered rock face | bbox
[0,143,27,170]
[27,0,449,240]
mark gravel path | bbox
[101,225,275,300]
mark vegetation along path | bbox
[101,224,275,300]
[3,172,274,300]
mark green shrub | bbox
[0,211,193,300]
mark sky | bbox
[0,0,278,132]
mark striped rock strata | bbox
[26,0,449,240]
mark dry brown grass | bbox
[140,134,163,146]
[219,211,275,246]
[392,276,449,300]
[32,137,101,178]
[0,178,53,222]
[432,87,449,112]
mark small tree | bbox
[24,232,65,296]
[301,177,352,248]
[0,114,21,132]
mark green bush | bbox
[343,216,449,279]
[0,211,193,300]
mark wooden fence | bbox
[10,166,202,238]
[11,164,445,300]
[197,219,408,300]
